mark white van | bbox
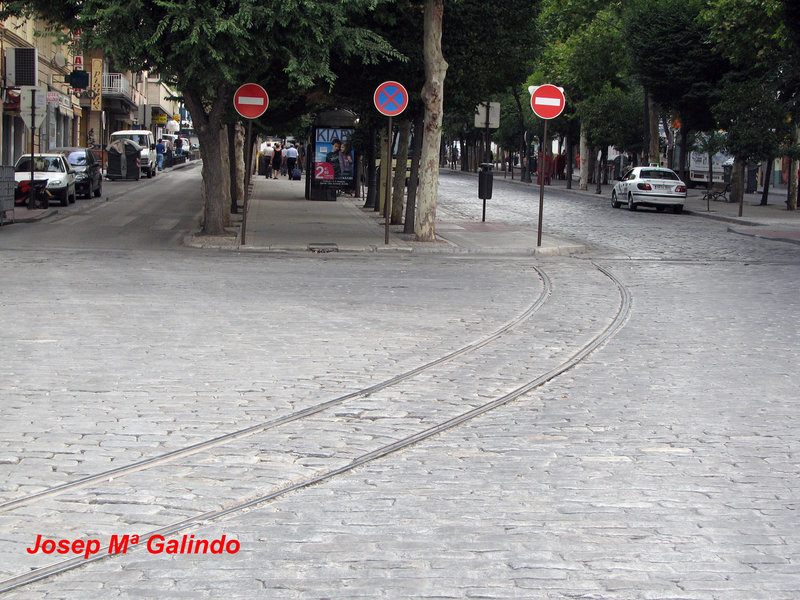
[109,130,157,178]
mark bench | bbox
[702,182,730,203]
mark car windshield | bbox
[115,134,149,146]
[16,157,63,172]
[66,152,87,166]
[640,169,679,181]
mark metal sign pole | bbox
[384,115,393,245]
[537,120,548,247]
[29,90,35,209]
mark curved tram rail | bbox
[0,263,631,593]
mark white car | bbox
[14,153,76,206]
[611,165,687,213]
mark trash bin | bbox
[106,139,141,180]
[746,163,758,193]
[723,158,733,184]
[479,163,493,199]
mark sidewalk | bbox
[204,169,800,254]
[201,173,585,256]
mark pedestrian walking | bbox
[155,139,165,171]
[261,142,274,178]
[271,143,282,179]
[284,143,298,175]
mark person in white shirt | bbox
[284,143,299,175]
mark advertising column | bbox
[313,127,355,191]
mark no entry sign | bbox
[374,81,408,117]
[233,83,269,119]
[529,84,565,120]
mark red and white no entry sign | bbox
[233,83,269,119]
[529,84,565,120]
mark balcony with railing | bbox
[102,72,143,109]
[102,73,131,98]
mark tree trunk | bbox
[378,127,389,213]
[678,126,689,183]
[404,112,424,234]
[789,124,799,211]
[595,148,603,194]
[392,119,411,224]
[760,158,773,206]
[183,87,231,235]
[364,125,377,209]
[579,124,588,190]
[565,131,573,190]
[416,0,447,242]
[228,125,238,214]
[648,93,660,163]
[234,123,245,219]
[731,156,745,209]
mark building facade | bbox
[2,16,183,166]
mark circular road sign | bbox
[233,83,269,119]
[374,81,408,117]
[530,84,565,120]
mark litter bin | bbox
[479,163,493,199]
[746,163,758,193]
[723,159,733,184]
[106,139,141,180]
[479,163,493,222]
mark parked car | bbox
[611,165,687,213]
[14,153,76,206]
[52,147,102,198]
[109,130,157,178]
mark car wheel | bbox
[60,191,69,206]
[611,191,621,209]
[94,180,102,197]
[627,194,637,211]
[673,204,683,214]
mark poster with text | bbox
[314,128,355,188]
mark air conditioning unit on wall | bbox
[6,47,38,87]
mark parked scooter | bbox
[15,179,51,209]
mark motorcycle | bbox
[14,179,51,209]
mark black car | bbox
[52,147,102,199]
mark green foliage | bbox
[713,72,790,161]
[577,83,643,151]
[625,0,726,132]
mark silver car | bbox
[611,165,687,213]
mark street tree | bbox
[536,0,631,190]
[2,0,396,234]
[702,0,800,209]
[416,0,446,242]
[624,0,727,182]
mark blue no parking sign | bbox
[374,81,408,117]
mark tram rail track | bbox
[0,263,631,594]
[0,266,551,514]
